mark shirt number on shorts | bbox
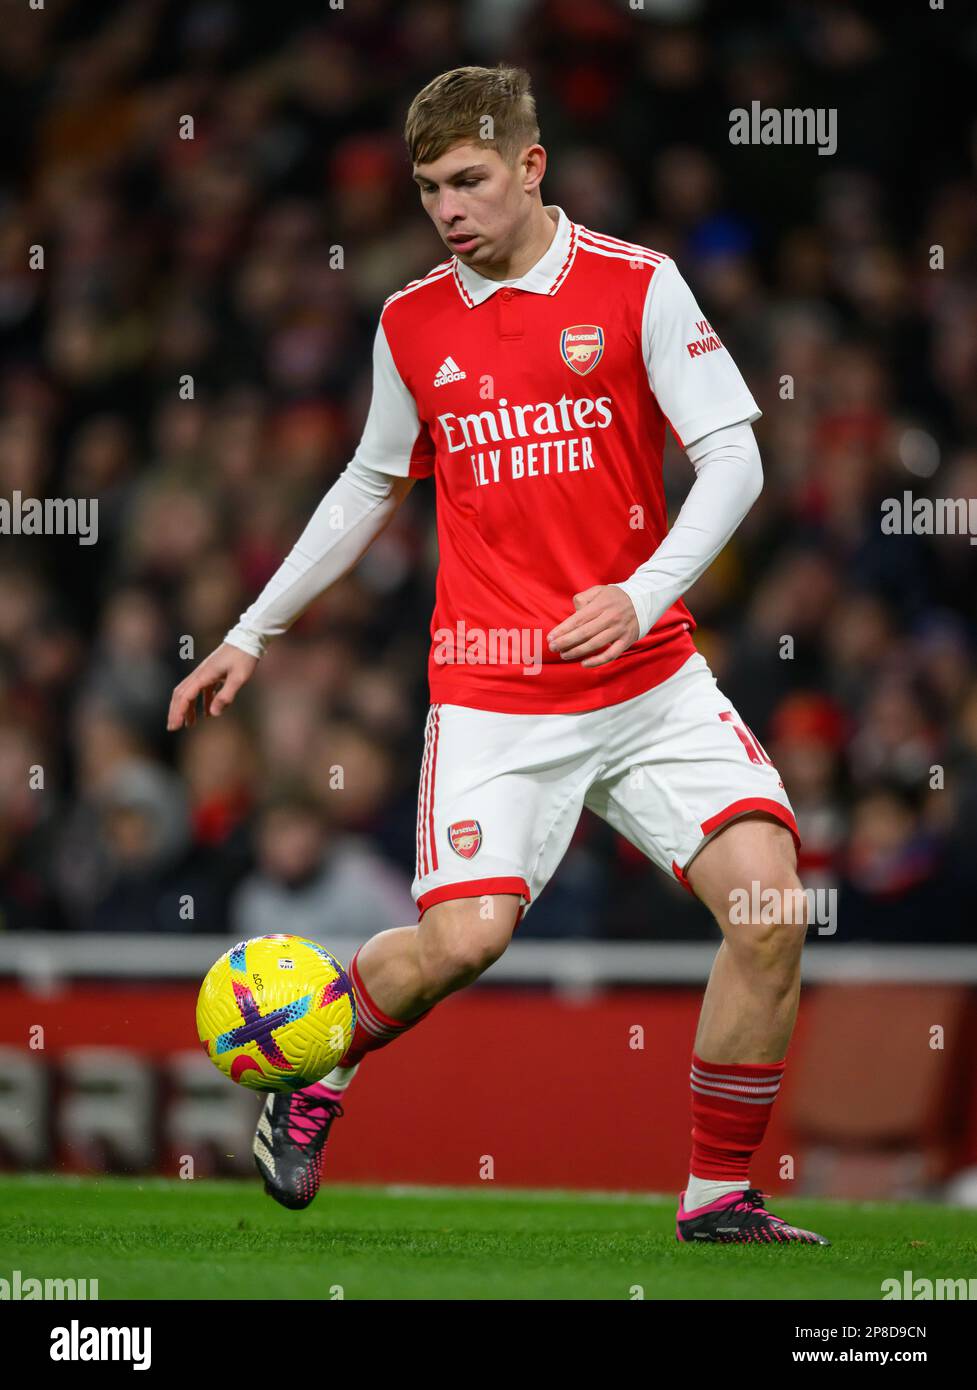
[719,710,773,766]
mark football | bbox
[196,935,356,1092]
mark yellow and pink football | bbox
[196,935,356,1092]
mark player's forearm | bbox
[223,461,406,658]
[616,422,763,638]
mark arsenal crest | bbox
[560,325,604,375]
[448,819,482,859]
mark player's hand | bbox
[166,642,258,731]
[546,585,640,668]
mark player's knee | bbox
[418,895,518,995]
[693,817,803,951]
[440,932,507,989]
[722,867,809,973]
[431,928,508,993]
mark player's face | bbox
[412,142,544,270]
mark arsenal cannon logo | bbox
[560,325,605,375]
[448,819,482,858]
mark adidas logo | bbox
[434,356,467,387]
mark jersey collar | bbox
[452,205,577,308]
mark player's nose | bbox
[437,194,463,225]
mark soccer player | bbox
[168,66,828,1245]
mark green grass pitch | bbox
[3,1176,976,1300]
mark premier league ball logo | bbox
[560,325,605,375]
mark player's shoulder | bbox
[380,257,457,323]
[572,222,672,281]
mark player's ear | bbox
[521,143,546,192]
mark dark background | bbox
[2,0,976,945]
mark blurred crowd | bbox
[1,0,976,943]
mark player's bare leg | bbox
[674,813,827,1243]
[689,816,806,1064]
[349,894,521,1016]
[255,896,521,1208]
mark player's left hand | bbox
[546,585,640,667]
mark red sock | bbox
[689,1052,785,1181]
[338,946,432,1067]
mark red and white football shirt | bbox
[352,205,760,714]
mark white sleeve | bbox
[614,421,762,639]
[222,456,401,659]
[643,258,761,448]
[350,319,434,479]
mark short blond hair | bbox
[405,65,540,167]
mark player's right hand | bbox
[166,642,259,731]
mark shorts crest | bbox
[448,819,482,858]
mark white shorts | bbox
[412,650,799,920]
